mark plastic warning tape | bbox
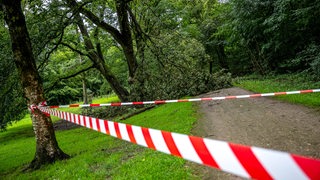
[39,107,320,180]
[46,89,320,109]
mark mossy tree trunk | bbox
[1,0,69,170]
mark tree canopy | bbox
[1,0,319,130]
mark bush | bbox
[290,43,320,76]
[131,69,232,101]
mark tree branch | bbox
[44,64,94,93]
[94,27,104,60]
[60,42,88,56]
[37,31,65,71]
[128,7,147,39]
[66,0,125,46]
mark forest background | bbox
[1,0,319,140]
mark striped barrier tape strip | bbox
[39,107,320,179]
[46,89,320,108]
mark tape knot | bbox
[29,101,47,115]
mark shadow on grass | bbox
[0,124,34,144]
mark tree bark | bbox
[79,56,88,104]
[66,0,138,81]
[1,0,69,170]
[77,27,88,104]
[115,0,138,81]
[216,43,229,70]
[74,12,130,101]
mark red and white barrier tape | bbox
[45,89,320,109]
[39,107,320,179]
[29,101,48,115]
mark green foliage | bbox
[133,68,232,101]
[42,51,84,105]
[41,45,106,105]
[0,97,198,179]
[131,30,232,101]
[6,0,319,129]
[294,43,320,76]
[0,18,27,130]
[221,0,320,75]
[26,0,70,62]
[128,1,233,101]
[262,0,320,72]
[47,85,81,104]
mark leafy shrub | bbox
[129,31,232,101]
[131,69,232,101]
[281,43,320,78]
[304,44,320,77]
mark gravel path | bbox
[191,87,320,179]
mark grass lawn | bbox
[234,73,320,108]
[3,73,318,179]
[0,96,199,179]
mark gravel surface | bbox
[191,87,320,179]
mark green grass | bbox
[53,95,120,117]
[92,96,120,104]
[0,97,199,179]
[234,73,320,107]
[0,115,35,175]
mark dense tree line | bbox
[222,0,320,75]
[0,0,319,169]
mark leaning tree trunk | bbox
[115,0,138,82]
[2,0,69,170]
[67,0,138,83]
[74,12,130,101]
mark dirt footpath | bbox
[191,87,320,179]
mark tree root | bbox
[22,150,70,172]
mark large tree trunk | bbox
[74,12,130,101]
[2,0,69,170]
[115,0,138,82]
[216,43,229,70]
[66,0,139,82]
